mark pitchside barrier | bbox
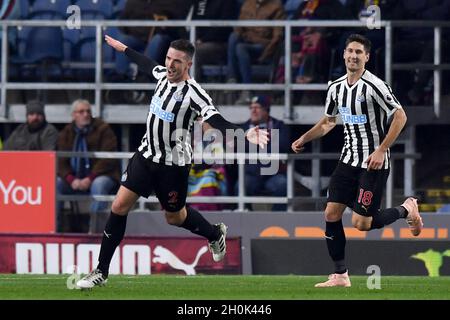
[54,150,421,212]
[0,233,242,275]
[2,151,449,276]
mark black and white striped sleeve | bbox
[324,82,338,117]
[371,81,402,116]
[188,82,220,121]
[124,47,158,76]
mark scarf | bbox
[71,126,91,178]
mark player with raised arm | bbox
[76,35,268,289]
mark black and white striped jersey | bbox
[324,70,402,169]
[138,65,220,166]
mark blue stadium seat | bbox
[63,28,81,61]
[11,26,64,81]
[75,0,113,19]
[15,26,31,58]
[112,0,126,18]
[28,0,71,19]
[62,27,81,78]
[70,26,119,81]
[17,0,30,19]
[24,27,64,63]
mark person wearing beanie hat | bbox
[3,100,58,150]
[26,100,45,116]
[239,94,290,211]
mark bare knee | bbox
[352,214,371,231]
[111,187,139,215]
[111,198,132,215]
[324,203,346,222]
[324,209,343,222]
[165,207,187,226]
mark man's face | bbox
[72,103,92,128]
[249,102,269,124]
[26,113,45,130]
[343,42,369,72]
[165,47,192,83]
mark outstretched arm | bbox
[105,34,158,76]
[205,114,269,149]
[291,116,337,153]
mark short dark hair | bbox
[169,39,195,60]
[345,34,371,53]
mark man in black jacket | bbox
[3,100,58,151]
[192,0,238,81]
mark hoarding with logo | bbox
[0,234,242,275]
[251,239,450,276]
[0,152,55,233]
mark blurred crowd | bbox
[1,0,450,228]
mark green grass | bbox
[0,274,449,300]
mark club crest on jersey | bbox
[149,96,175,122]
[357,92,365,102]
[172,90,184,102]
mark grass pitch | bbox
[0,274,449,300]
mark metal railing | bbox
[56,151,420,212]
[1,19,449,121]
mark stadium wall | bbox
[0,234,242,275]
[122,211,450,275]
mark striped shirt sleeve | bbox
[189,82,220,121]
[371,81,402,116]
[324,82,338,117]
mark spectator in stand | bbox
[227,0,285,103]
[239,95,289,211]
[188,120,228,211]
[111,0,193,81]
[3,100,58,151]
[192,0,238,82]
[390,0,450,105]
[275,0,351,105]
[56,99,121,223]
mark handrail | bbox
[56,152,421,211]
[3,19,450,27]
[1,19,447,119]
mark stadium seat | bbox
[17,0,30,19]
[28,0,71,19]
[11,26,64,82]
[112,0,126,19]
[26,27,64,63]
[71,26,118,81]
[75,0,113,20]
[62,27,81,78]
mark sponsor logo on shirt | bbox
[149,96,175,122]
[339,106,367,124]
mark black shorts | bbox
[121,152,191,212]
[327,162,390,217]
